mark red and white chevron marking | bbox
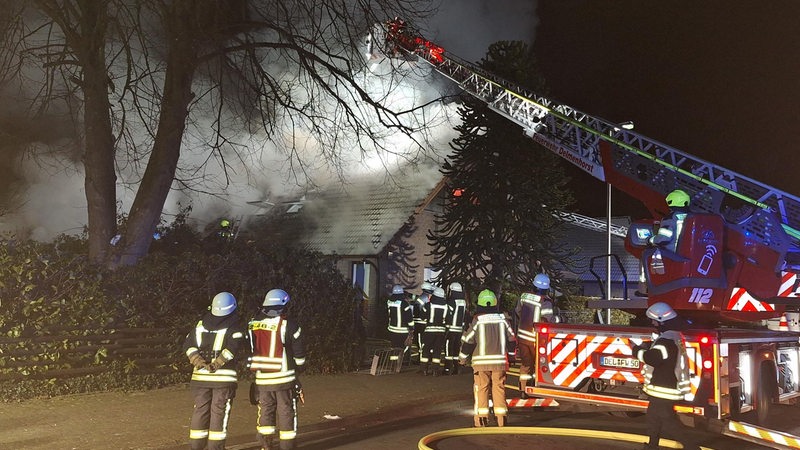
[727,287,776,312]
[545,332,702,399]
[507,397,559,408]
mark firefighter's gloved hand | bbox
[188,352,210,371]
[294,381,305,406]
[458,357,467,366]
[208,354,230,372]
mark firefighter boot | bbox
[496,415,507,427]
[474,416,488,427]
[520,380,529,399]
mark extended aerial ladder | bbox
[376,19,800,323]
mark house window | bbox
[352,261,370,294]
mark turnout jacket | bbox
[636,330,691,401]
[460,310,516,371]
[248,310,306,390]
[445,294,467,332]
[182,312,246,387]
[423,293,448,333]
[387,294,414,334]
[514,292,544,344]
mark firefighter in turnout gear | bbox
[460,289,516,427]
[182,292,246,450]
[421,286,448,376]
[412,281,434,364]
[649,189,691,251]
[514,273,550,398]
[248,289,307,450]
[635,302,699,450]
[387,284,414,364]
[444,282,467,375]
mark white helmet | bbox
[449,282,463,293]
[263,289,290,308]
[392,285,404,295]
[646,302,677,323]
[433,287,445,299]
[210,292,237,316]
[421,281,434,293]
[533,274,550,290]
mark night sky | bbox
[533,1,800,217]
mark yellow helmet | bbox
[665,190,690,208]
[477,289,497,307]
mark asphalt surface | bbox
[2,361,794,449]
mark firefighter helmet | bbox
[533,273,550,290]
[220,218,231,228]
[210,292,237,316]
[433,287,445,299]
[666,189,690,208]
[646,302,677,323]
[477,289,497,307]
[449,282,463,293]
[421,281,434,293]
[392,285,404,295]
[263,289,290,308]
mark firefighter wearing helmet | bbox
[182,292,245,450]
[386,284,414,363]
[513,273,551,398]
[650,189,691,251]
[634,302,699,450]
[420,286,449,376]
[443,282,468,375]
[247,289,306,450]
[412,281,434,364]
[459,289,516,427]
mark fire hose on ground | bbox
[417,426,716,450]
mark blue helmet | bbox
[533,273,550,290]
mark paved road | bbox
[231,396,777,450]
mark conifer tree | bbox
[428,41,577,294]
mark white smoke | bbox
[2,0,537,239]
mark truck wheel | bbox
[729,386,742,420]
[756,366,775,425]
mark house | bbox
[270,167,447,336]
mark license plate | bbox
[601,356,640,369]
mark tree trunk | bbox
[114,9,198,267]
[79,2,117,265]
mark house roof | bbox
[280,168,445,256]
[557,217,642,285]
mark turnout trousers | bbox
[189,384,236,450]
[257,386,298,450]
[645,396,700,450]
[473,369,508,426]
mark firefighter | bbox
[634,302,700,450]
[218,218,233,240]
[514,273,550,397]
[182,292,246,450]
[248,289,306,450]
[459,289,516,427]
[386,284,414,364]
[444,281,467,375]
[412,281,434,366]
[650,189,691,251]
[421,286,448,376]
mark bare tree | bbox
[1,0,440,267]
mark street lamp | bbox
[605,121,634,324]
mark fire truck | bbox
[376,18,800,448]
